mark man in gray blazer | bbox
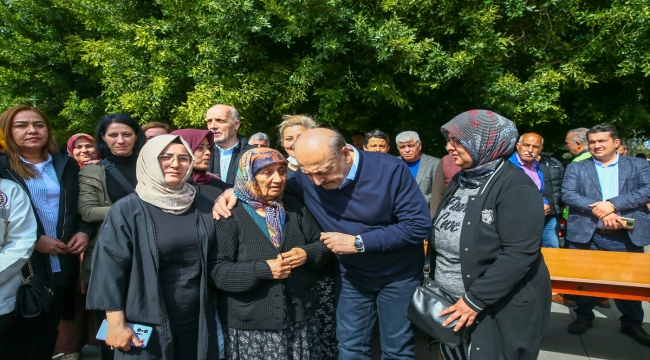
[396,131,440,205]
[562,124,650,347]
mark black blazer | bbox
[213,194,330,330]
[0,150,95,287]
[429,160,551,360]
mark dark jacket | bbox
[207,135,255,185]
[539,163,557,215]
[86,193,219,360]
[0,150,94,287]
[429,160,551,360]
[187,177,230,203]
[213,194,330,331]
[539,152,564,212]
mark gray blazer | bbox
[414,153,440,205]
[562,155,650,246]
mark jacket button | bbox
[464,248,468,251]
[476,348,480,351]
[467,275,470,278]
[471,198,474,200]
[467,222,470,225]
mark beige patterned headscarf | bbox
[135,134,196,214]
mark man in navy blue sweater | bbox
[214,128,432,359]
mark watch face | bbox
[354,237,363,250]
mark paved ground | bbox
[72,300,650,359]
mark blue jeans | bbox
[336,272,421,360]
[566,233,644,327]
[542,216,559,248]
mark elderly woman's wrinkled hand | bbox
[439,297,479,332]
[281,248,307,268]
[105,322,142,352]
[266,254,292,279]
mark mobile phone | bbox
[619,217,636,230]
[96,319,152,348]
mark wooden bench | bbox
[541,248,650,301]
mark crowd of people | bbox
[0,103,648,360]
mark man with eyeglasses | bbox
[205,104,254,185]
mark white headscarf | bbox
[135,134,196,214]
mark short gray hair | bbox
[567,128,589,145]
[395,131,420,144]
[248,132,270,143]
[329,130,347,156]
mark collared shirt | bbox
[21,155,61,272]
[216,141,238,183]
[339,145,359,189]
[516,153,541,190]
[593,154,619,229]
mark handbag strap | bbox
[0,179,8,248]
[100,159,135,193]
[423,244,433,285]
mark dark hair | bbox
[635,153,647,159]
[587,124,619,141]
[94,114,145,157]
[352,131,365,138]
[364,129,390,146]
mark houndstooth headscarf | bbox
[441,110,518,188]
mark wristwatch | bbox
[353,235,364,252]
[607,200,617,211]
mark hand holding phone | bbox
[618,217,636,230]
[96,319,152,349]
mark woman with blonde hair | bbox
[277,115,318,177]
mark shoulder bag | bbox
[0,179,55,318]
[405,249,463,348]
[100,159,134,193]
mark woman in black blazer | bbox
[429,110,551,360]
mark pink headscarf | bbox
[66,133,100,167]
[170,129,215,185]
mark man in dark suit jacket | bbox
[205,104,254,185]
[396,131,440,206]
[562,124,650,347]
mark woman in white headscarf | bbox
[86,134,221,360]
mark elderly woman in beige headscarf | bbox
[86,134,221,360]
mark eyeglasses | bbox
[158,153,192,165]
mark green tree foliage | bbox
[1,0,648,153]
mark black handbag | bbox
[405,250,463,348]
[0,179,55,318]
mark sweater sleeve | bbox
[86,203,134,311]
[361,162,432,252]
[212,215,274,293]
[0,183,38,275]
[465,183,544,310]
[295,204,331,269]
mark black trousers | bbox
[0,287,63,360]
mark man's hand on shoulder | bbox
[320,232,358,255]
[589,201,616,218]
[212,188,237,220]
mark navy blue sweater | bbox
[287,150,431,283]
